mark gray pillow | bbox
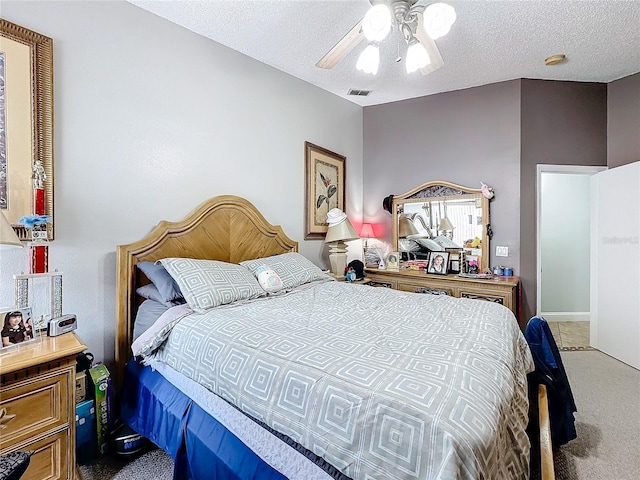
[160,258,265,312]
[136,261,183,304]
[240,252,331,291]
[133,299,169,341]
[136,284,185,307]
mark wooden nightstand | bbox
[0,333,86,480]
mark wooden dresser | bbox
[366,268,520,320]
[0,333,86,480]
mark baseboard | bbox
[541,312,590,322]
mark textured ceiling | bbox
[128,0,640,107]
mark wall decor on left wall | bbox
[0,19,54,241]
[304,141,346,239]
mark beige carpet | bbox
[554,350,640,480]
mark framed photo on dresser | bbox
[426,251,449,275]
[0,307,35,351]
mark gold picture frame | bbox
[0,20,54,240]
[304,141,346,239]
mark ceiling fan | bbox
[316,0,456,75]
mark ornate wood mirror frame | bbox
[392,181,491,271]
[0,20,54,240]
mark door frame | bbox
[536,164,607,318]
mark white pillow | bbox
[255,265,283,294]
[159,258,264,312]
[410,236,445,251]
[432,235,461,249]
[240,252,331,291]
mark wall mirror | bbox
[392,181,491,271]
[0,20,54,240]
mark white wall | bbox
[0,1,363,364]
[540,172,591,315]
[590,162,640,369]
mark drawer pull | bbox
[0,408,17,429]
[415,287,450,296]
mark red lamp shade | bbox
[360,223,375,238]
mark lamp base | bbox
[328,240,348,280]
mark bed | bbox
[115,195,536,480]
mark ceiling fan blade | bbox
[316,20,365,69]
[415,12,444,76]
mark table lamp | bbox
[438,216,455,238]
[398,214,419,238]
[360,223,375,261]
[325,209,359,279]
[0,212,23,249]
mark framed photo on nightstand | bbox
[0,307,36,351]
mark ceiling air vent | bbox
[348,89,371,96]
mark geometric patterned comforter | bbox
[140,281,534,480]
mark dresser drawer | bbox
[458,288,510,307]
[20,428,70,480]
[397,280,453,296]
[0,369,70,450]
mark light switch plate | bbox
[496,246,509,257]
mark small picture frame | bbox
[449,253,461,274]
[386,252,400,271]
[1,307,36,352]
[426,251,450,275]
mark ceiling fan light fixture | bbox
[423,2,457,40]
[406,40,431,73]
[356,43,380,75]
[362,4,392,42]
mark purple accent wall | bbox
[520,80,607,319]
[363,78,610,324]
[363,80,522,270]
[608,72,640,168]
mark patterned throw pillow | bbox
[240,252,331,291]
[159,258,265,312]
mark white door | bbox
[590,162,640,369]
[536,165,606,322]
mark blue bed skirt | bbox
[120,359,287,480]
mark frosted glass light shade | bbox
[406,41,431,73]
[356,44,380,75]
[362,4,392,42]
[423,3,457,40]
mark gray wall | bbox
[607,72,640,168]
[363,80,522,271]
[0,1,363,364]
[364,79,609,324]
[520,80,608,320]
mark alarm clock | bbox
[47,314,78,336]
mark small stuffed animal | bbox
[480,182,495,200]
[255,265,283,294]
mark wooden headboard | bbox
[115,195,297,385]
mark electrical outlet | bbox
[496,246,509,257]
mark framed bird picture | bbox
[304,141,346,239]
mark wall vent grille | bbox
[348,89,371,96]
